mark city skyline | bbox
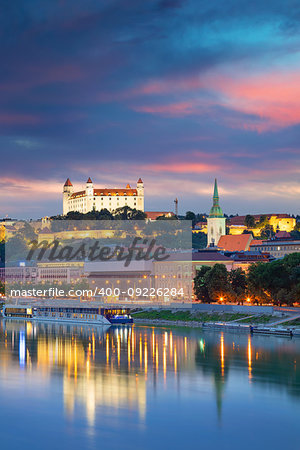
[0,1,299,218]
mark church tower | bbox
[207,179,226,247]
[63,178,73,215]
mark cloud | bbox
[141,161,219,173]
[132,101,200,117]
[125,67,300,131]
[0,113,42,125]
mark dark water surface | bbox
[0,320,300,450]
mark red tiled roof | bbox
[70,188,137,199]
[70,190,85,199]
[64,178,72,187]
[137,178,143,183]
[250,239,263,246]
[145,211,174,220]
[87,177,93,183]
[193,251,233,262]
[218,234,253,252]
[275,231,291,239]
[195,221,207,227]
[233,252,272,262]
[94,188,137,196]
[157,251,232,262]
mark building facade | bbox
[251,239,300,259]
[228,214,296,235]
[207,179,226,247]
[63,177,144,215]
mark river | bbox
[0,320,299,450]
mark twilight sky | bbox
[0,0,299,219]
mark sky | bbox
[0,0,299,219]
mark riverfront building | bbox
[251,238,300,259]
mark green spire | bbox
[213,178,219,206]
[209,178,224,218]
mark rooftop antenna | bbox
[174,198,178,216]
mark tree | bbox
[247,263,271,304]
[247,255,300,306]
[185,211,196,226]
[196,213,207,223]
[194,266,211,302]
[205,264,232,303]
[293,221,300,232]
[260,224,275,239]
[113,206,146,220]
[0,240,4,264]
[192,232,207,249]
[17,222,37,241]
[0,280,5,296]
[229,268,247,303]
[259,215,268,225]
[5,236,29,263]
[156,214,177,220]
[244,215,255,228]
[131,209,147,220]
[290,230,300,240]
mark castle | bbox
[63,177,144,215]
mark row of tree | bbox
[194,253,300,305]
[51,206,147,221]
[0,280,4,296]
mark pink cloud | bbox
[141,161,219,174]
[0,177,60,197]
[118,69,300,131]
[0,113,42,125]
[0,63,85,94]
[211,71,300,131]
[130,77,204,96]
[133,101,199,117]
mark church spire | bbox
[209,179,223,218]
[213,178,219,206]
[207,178,226,247]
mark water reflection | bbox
[1,319,300,443]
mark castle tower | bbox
[63,178,73,215]
[207,179,226,247]
[136,177,144,211]
[85,177,94,212]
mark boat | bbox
[2,304,133,325]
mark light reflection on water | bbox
[1,319,300,450]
